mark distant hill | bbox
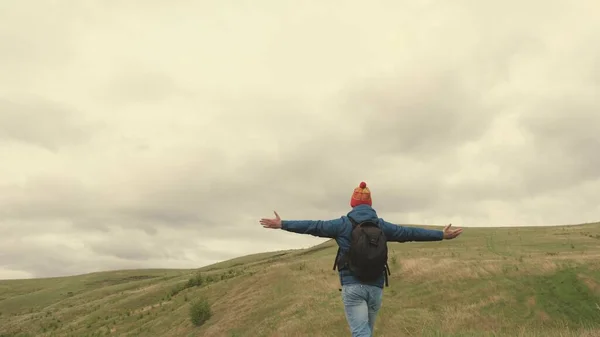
[1,223,599,337]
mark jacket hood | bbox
[346,204,379,223]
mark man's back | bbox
[333,205,388,288]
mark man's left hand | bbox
[443,224,463,240]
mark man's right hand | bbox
[443,224,463,240]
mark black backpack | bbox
[333,216,391,287]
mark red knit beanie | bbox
[350,181,372,207]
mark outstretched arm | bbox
[381,220,462,242]
[260,211,344,238]
[383,221,443,242]
[281,218,345,238]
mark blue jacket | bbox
[281,204,444,288]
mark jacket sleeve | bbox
[281,217,345,238]
[381,220,444,242]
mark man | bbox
[259,181,463,337]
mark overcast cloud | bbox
[1,0,599,280]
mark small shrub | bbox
[186,273,204,288]
[189,299,212,327]
[169,285,181,297]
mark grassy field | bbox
[1,222,600,337]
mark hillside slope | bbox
[1,223,600,337]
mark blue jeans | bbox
[341,284,383,337]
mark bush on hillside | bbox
[168,272,205,298]
[186,272,204,288]
[189,298,212,327]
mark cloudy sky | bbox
[1,0,599,280]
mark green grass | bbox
[1,222,599,336]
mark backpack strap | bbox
[333,216,358,271]
[384,261,391,287]
[347,216,359,228]
[332,246,340,271]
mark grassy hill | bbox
[1,223,600,337]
